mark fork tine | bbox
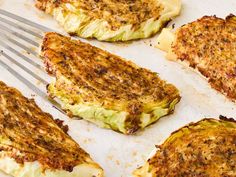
[0,33,38,56]
[0,10,67,115]
[0,53,65,114]
[0,51,48,85]
[0,40,44,70]
[0,55,47,98]
[0,9,53,32]
[0,22,39,47]
[0,16,43,38]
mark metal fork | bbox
[0,9,65,114]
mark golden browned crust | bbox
[35,0,163,30]
[41,32,180,134]
[0,81,90,171]
[35,0,53,11]
[172,15,236,101]
[143,118,236,176]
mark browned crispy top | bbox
[172,15,236,101]
[35,0,163,30]
[0,81,89,171]
[41,32,179,117]
[148,118,236,176]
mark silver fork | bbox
[0,9,65,114]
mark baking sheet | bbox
[0,0,236,176]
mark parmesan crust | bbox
[134,118,236,177]
[157,15,236,102]
[0,81,103,177]
[35,0,181,41]
[40,32,180,134]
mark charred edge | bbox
[226,14,236,20]
[68,32,78,37]
[55,119,69,134]
[219,115,236,123]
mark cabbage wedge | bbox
[156,15,236,102]
[40,32,180,134]
[134,117,236,176]
[0,81,103,177]
[35,0,181,41]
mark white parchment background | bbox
[0,0,235,176]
